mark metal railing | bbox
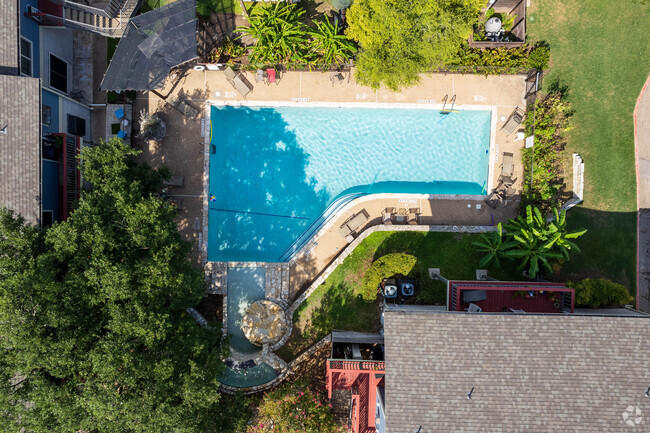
[327,359,385,372]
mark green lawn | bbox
[527,1,650,290]
[275,231,522,361]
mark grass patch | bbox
[107,38,118,63]
[527,0,650,292]
[276,231,522,361]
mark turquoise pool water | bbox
[227,267,266,355]
[209,106,491,262]
[219,363,278,388]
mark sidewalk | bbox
[635,74,650,312]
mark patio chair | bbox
[330,71,344,86]
[408,208,420,225]
[115,107,125,120]
[255,69,266,83]
[484,191,503,209]
[395,208,407,224]
[501,107,524,135]
[117,130,127,139]
[266,68,277,85]
[467,303,482,313]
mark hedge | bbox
[360,253,417,301]
[566,278,633,308]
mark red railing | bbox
[50,133,80,221]
[327,360,385,372]
[25,0,64,26]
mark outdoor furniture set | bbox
[224,66,279,98]
[485,152,517,209]
[383,207,420,225]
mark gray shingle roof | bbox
[1,0,19,75]
[0,75,41,225]
[384,310,650,432]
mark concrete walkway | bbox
[635,74,650,313]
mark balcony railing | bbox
[327,359,385,372]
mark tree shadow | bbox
[303,282,381,341]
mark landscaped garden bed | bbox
[276,231,522,362]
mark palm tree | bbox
[472,223,517,269]
[236,3,308,64]
[309,17,357,65]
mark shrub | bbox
[567,278,634,308]
[448,42,550,73]
[138,109,166,142]
[521,84,572,211]
[360,253,417,301]
[248,380,344,433]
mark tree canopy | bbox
[0,138,229,432]
[346,0,484,90]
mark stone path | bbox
[635,74,650,313]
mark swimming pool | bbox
[209,106,491,262]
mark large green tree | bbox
[346,0,483,90]
[0,139,229,432]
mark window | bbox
[42,211,53,227]
[50,54,68,93]
[20,37,32,76]
[67,115,86,137]
[42,105,52,126]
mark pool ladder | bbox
[440,94,457,114]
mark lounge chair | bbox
[166,94,199,118]
[501,107,524,135]
[500,152,514,181]
[467,303,482,313]
[232,75,253,97]
[162,175,184,187]
[224,66,237,81]
[224,66,253,97]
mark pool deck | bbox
[133,68,528,291]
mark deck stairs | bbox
[63,0,140,37]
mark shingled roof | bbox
[0,75,41,225]
[384,309,650,432]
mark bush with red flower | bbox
[248,380,345,433]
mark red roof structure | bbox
[326,359,385,433]
[448,281,575,314]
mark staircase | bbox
[63,0,140,37]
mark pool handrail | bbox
[277,192,367,262]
